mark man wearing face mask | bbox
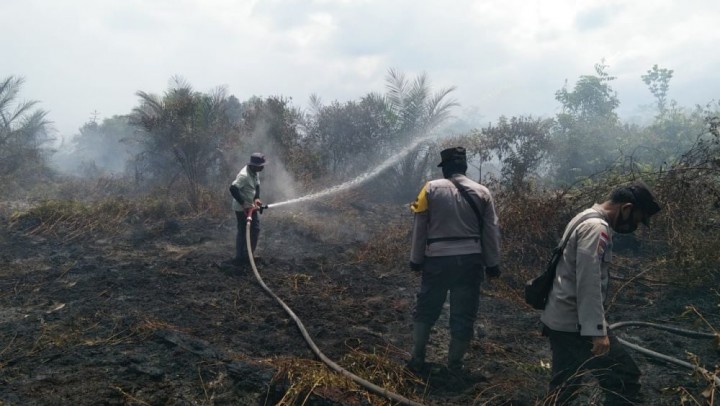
[540,181,661,405]
[229,152,266,267]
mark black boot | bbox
[407,323,431,373]
[447,337,470,372]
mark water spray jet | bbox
[267,133,437,209]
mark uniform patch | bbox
[410,183,429,213]
[597,231,609,260]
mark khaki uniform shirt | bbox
[409,174,501,267]
[541,205,613,336]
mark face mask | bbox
[615,209,638,234]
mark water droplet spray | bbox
[267,135,433,208]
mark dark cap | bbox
[616,181,661,225]
[247,152,266,167]
[437,147,467,167]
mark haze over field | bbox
[3,0,720,138]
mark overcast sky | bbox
[3,0,719,138]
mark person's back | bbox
[407,146,501,375]
[413,175,499,261]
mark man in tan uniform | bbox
[407,146,501,374]
[541,181,661,404]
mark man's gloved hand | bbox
[485,265,501,278]
[409,261,423,272]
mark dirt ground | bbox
[1,202,718,405]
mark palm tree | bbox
[381,69,458,201]
[0,76,51,176]
[385,68,457,140]
[130,77,235,209]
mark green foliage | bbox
[239,96,301,158]
[237,95,308,181]
[129,77,238,209]
[303,93,392,180]
[555,61,619,123]
[481,115,554,190]
[630,105,709,169]
[0,76,52,178]
[551,61,624,185]
[642,64,674,117]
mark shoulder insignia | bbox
[597,231,609,260]
[410,183,429,213]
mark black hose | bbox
[609,321,720,387]
[609,321,717,339]
[244,211,425,406]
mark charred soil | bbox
[1,203,718,405]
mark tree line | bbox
[1,63,718,208]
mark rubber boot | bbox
[407,322,431,373]
[447,337,470,372]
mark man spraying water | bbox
[229,152,266,268]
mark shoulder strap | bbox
[557,211,604,251]
[448,177,483,230]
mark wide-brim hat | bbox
[248,152,266,167]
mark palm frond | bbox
[20,110,50,135]
[308,94,323,115]
[7,100,41,128]
[424,86,459,129]
[385,68,407,112]
[0,76,23,114]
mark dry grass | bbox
[132,317,189,339]
[0,313,144,370]
[351,225,409,266]
[271,208,363,246]
[6,193,223,244]
[268,344,422,406]
[8,199,135,243]
[112,385,153,406]
[269,357,359,405]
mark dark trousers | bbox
[413,254,483,341]
[235,210,260,261]
[545,327,642,405]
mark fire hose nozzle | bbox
[246,204,269,220]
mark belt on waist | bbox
[427,236,480,245]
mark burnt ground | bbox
[0,203,718,405]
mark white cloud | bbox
[1,0,718,137]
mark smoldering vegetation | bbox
[1,64,719,405]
